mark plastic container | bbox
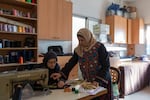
[26,0,32,3]
[116,10,123,16]
[129,12,137,19]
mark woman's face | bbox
[77,36,87,47]
[47,58,57,69]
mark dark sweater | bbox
[47,63,60,85]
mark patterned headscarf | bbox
[75,28,97,57]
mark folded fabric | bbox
[79,86,106,95]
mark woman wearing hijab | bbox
[51,28,112,100]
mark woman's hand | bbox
[50,73,62,80]
[57,80,65,88]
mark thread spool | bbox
[26,0,32,3]
[19,56,23,64]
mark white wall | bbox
[71,0,113,22]
[131,0,150,24]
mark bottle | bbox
[12,85,22,100]
[4,55,9,63]
[19,56,23,64]
[0,55,4,64]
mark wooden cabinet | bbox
[0,0,38,69]
[106,15,127,43]
[37,0,49,39]
[127,18,144,56]
[127,19,132,44]
[57,56,78,80]
[131,18,145,44]
[38,0,72,40]
[63,1,72,40]
[38,56,78,80]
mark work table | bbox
[26,87,107,100]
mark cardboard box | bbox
[127,6,136,13]
[129,12,137,19]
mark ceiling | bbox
[123,0,136,2]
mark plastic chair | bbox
[110,67,121,100]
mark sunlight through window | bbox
[146,25,150,54]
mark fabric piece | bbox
[119,61,150,96]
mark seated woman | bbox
[42,51,65,88]
[33,51,65,89]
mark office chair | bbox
[110,67,121,100]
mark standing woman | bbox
[52,28,112,100]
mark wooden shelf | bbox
[0,0,37,8]
[0,31,37,35]
[0,62,37,67]
[0,13,37,22]
[0,47,37,50]
[16,0,37,7]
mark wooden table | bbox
[27,87,107,100]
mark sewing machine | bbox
[0,68,48,100]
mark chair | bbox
[110,67,121,100]
[48,46,64,56]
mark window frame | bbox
[72,14,100,52]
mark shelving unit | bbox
[0,0,38,70]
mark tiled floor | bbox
[117,86,150,100]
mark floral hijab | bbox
[75,28,97,57]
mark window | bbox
[146,25,150,55]
[72,15,85,52]
[72,15,99,52]
[88,18,99,33]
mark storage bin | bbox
[127,6,136,13]
[106,10,115,16]
[123,12,129,18]
[116,10,123,16]
[129,12,137,19]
